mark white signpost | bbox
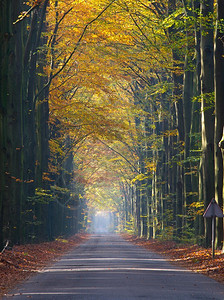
[203,198,224,258]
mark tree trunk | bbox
[0,0,26,246]
[214,0,224,249]
[200,0,214,247]
[168,0,184,239]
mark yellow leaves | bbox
[145,161,156,173]
[45,0,175,214]
[14,0,45,24]
[162,8,184,29]
[24,0,43,5]
[109,157,122,163]
[55,238,68,243]
[189,201,204,209]
[47,0,136,90]
[189,201,205,216]
[132,173,149,183]
[49,139,64,156]
[163,129,179,137]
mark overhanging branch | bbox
[97,138,139,174]
[34,0,117,101]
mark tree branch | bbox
[34,0,117,102]
[13,5,39,25]
[96,138,139,174]
[1,240,9,254]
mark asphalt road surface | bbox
[4,234,224,299]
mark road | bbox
[4,234,224,299]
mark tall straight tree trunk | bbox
[135,180,141,236]
[35,0,49,189]
[0,0,51,245]
[161,119,170,235]
[0,0,26,245]
[168,0,184,239]
[214,0,224,249]
[182,1,194,216]
[190,0,203,240]
[23,1,49,242]
[200,0,214,247]
[145,118,153,239]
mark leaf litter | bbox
[0,234,88,298]
[1,233,224,298]
[123,234,224,285]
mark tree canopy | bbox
[1,0,224,249]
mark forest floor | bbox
[1,234,224,298]
[123,234,224,285]
[0,234,88,298]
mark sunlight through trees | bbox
[0,0,224,250]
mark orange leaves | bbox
[45,0,160,213]
[163,129,179,137]
[5,172,34,184]
[124,235,224,284]
[0,234,88,297]
[46,0,136,145]
[42,172,54,182]
[24,0,44,5]
[14,0,46,24]
[46,0,135,96]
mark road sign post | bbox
[203,198,224,258]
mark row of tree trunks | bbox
[0,1,83,247]
[120,0,223,248]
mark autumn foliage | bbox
[1,0,224,256]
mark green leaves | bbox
[162,8,185,29]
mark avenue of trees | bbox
[0,0,224,249]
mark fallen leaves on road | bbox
[1,234,224,298]
[123,234,224,284]
[0,234,88,298]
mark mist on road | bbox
[92,211,113,233]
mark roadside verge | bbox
[0,234,88,298]
[122,234,224,285]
